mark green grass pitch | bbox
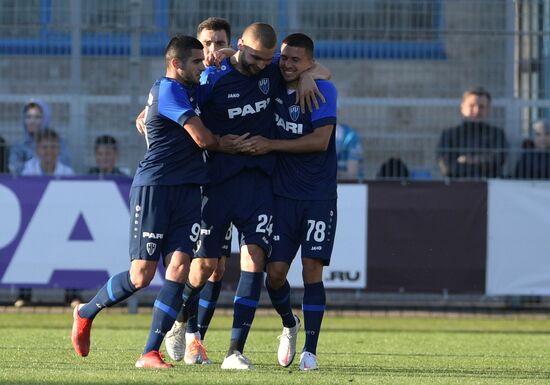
[1,309,550,384]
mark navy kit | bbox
[195,58,282,257]
[130,77,207,262]
[129,185,201,262]
[270,79,338,264]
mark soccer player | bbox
[183,22,281,370]
[239,33,338,371]
[155,23,328,369]
[71,35,233,369]
[134,18,235,365]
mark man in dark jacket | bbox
[437,86,508,179]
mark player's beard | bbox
[239,50,260,76]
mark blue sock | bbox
[302,281,326,355]
[266,278,296,328]
[79,271,137,319]
[180,281,203,334]
[228,271,263,355]
[143,279,184,353]
[197,280,222,340]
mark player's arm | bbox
[241,124,333,155]
[184,116,249,153]
[296,62,332,113]
[183,116,220,150]
[204,48,237,67]
[135,108,146,135]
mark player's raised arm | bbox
[296,62,331,112]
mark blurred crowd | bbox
[0,99,129,178]
[1,89,549,182]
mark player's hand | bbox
[135,109,146,135]
[296,73,326,113]
[240,135,271,155]
[204,48,236,67]
[219,133,250,154]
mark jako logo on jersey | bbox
[258,78,269,95]
[311,246,322,251]
[275,113,303,134]
[275,97,283,104]
[146,242,156,256]
[227,98,270,119]
[142,231,163,239]
[227,93,240,98]
[289,105,300,121]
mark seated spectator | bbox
[336,122,364,181]
[21,128,74,176]
[0,136,8,173]
[88,135,128,176]
[437,86,509,179]
[376,157,409,179]
[9,99,71,175]
[514,119,550,179]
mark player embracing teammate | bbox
[72,21,337,372]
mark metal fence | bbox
[0,0,549,179]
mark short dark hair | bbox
[197,17,231,42]
[35,128,59,144]
[95,135,118,151]
[24,102,43,114]
[164,35,203,66]
[282,33,315,58]
[462,86,492,104]
[243,22,277,49]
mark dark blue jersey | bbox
[198,58,282,184]
[132,77,209,187]
[272,80,338,200]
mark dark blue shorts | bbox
[220,223,233,258]
[268,196,337,266]
[196,170,273,258]
[129,185,201,263]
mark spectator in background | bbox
[0,136,8,173]
[437,86,509,179]
[514,119,550,179]
[88,135,128,176]
[16,128,73,307]
[9,99,71,175]
[335,121,364,181]
[21,128,74,176]
[376,157,409,180]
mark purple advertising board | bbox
[0,176,152,289]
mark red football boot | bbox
[135,351,174,369]
[71,304,93,357]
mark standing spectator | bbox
[21,128,74,176]
[514,119,550,179]
[88,135,128,176]
[9,99,71,175]
[335,122,364,181]
[437,86,509,179]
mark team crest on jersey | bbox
[258,78,269,95]
[289,105,300,121]
[146,242,156,256]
